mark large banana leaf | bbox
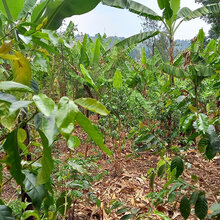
[102,0,162,20]
[0,0,24,20]
[162,64,216,79]
[113,31,159,50]
[183,3,220,21]
[32,0,101,30]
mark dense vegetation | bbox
[0,0,219,219]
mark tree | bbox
[102,0,220,82]
[195,0,220,39]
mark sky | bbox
[64,0,211,40]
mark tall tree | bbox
[195,0,220,39]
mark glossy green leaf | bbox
[67,136,81,150]
[177,7,192,19]
[206,125,220,155]
[153,210,171,220]
[2,130,25,187]
[180,196,190,219]
[170,156,184,178]
[92,38,101,67]
[120,214,135,220]
[79,35,89,67]
[9,101,33,114]
[17,128,27,143]
[74,98,110,116]
[17,0,36,20]
[75,112,112,157]
[33,0,101,30]
[0,81,33,93]
[196,114,209,134]
[113,69,123,90]
[208,203,220,218]
[113,31,159,50]
[102,0,161,20]
[0,0,24,20]
[184,3,220,21]
[36,131,54,185]
[190,191,199,205]
[195,195,208,219]
[21,210,40,220]
[0,92,17,104]
[141,47,146,66]
[80,64,98,91]
[0,205,14,220]
[170,0,180,17]
[33,94,55,117]
[24,171,46,210]
[55,97,78,138]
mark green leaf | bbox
[170,0,180,17]
[75,112,112,157]
[153,210,171,220]
[0,92,17,104]
[190,191,199,205]
[2,130,25,187]
[141,47,147,66]
[92,38,101,67]
[9,101,33,114]
[55,97,79,138]
[17,0,36,20]
[17,128,27,143]
[67,136,81,150]
[33,94,55,117]
[68,161,86,174]
[0,81,33,93]
[0,0,24,20]
[150,171,156,189]
[195,195,208,219]
[33,0,101,30]
[0,205,14,220]
[196,114,209,134]
[80,64,98,91]
[177,7,192,19]
[208,203,220,218]
[170,156,184,178]
[74,98,109,116]
[206,125,220,155]
[21,210,40,220]
[184,3,220,21]
[120,214,134,220]
[113,69,123,90]
[36,130,54,185]
[24,171,46,210]
[157,164,166,177]
[113,31,159,50]
[102,0,162,20]
[79,35,89,67]
[180,196,190,220]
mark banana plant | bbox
[102,0,220,80]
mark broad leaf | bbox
[196,114,209,134]
[184,3,220,21]
[206,125,220,155]
[55,97,78,138]
[170,156,184,178]
[80,64,98,91]
[0,92,17,104]
[0,81,33,93]
[0,205,14,220]
[33,0,101,30]
[113,69,123,90]
[180,196,190,219]
[2,130,25,187]
[195,194,208,219]
[102,0,162,20]
[113,31,159,50]
[33,94,55,117]
[153,210,171,220]
[0,0,24,20]
[9,101,33,114]
[67,136,81,150]
[18,0,36,19]
[36,130,54,185]
[24,171,46,210]
[92,38,101,67]
[75,112,112,157]
[74,98,110,116]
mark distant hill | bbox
[75,34,190,61]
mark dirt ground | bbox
[1,116,220,219]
